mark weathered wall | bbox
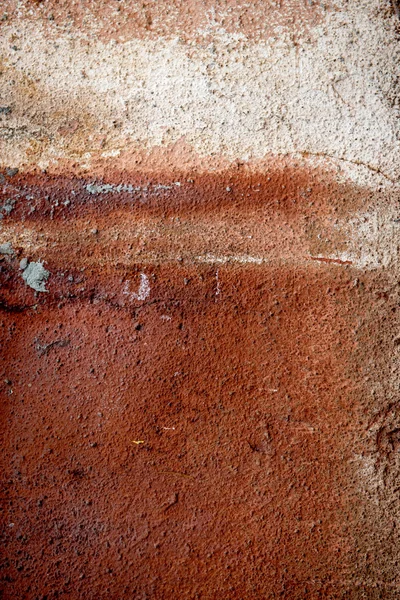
[1,1,400,598]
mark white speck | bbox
[86,182,181,195]
[136,273,150,300]
[86,182,140,195]
[215,269,221,299]
[101,149,121,158]
[123,273,150,302]
[197,253,264,265]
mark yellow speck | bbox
[132,440,144,445]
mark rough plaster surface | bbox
[0,1,399,185]
[1,1,400,599]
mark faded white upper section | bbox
[0,0,399,185]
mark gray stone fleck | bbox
[19,257,28,270]
[86,182,140,195]
[22,261,50,292]
[1,200,16,216]
[0,242,14,255]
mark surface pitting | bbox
[0,169,400,598]
[1,0,400,598]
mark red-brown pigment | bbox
[0,169,398,598]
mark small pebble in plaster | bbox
[19,257,28,270]
[22,261,50,292]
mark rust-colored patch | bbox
[0,263,364,598]
[1,168,399,597]
[0,166,374,283]
[2,267,396,597]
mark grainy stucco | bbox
[0,1,399,185]
[1,1,400,598]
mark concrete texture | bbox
[1,1,400,598]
